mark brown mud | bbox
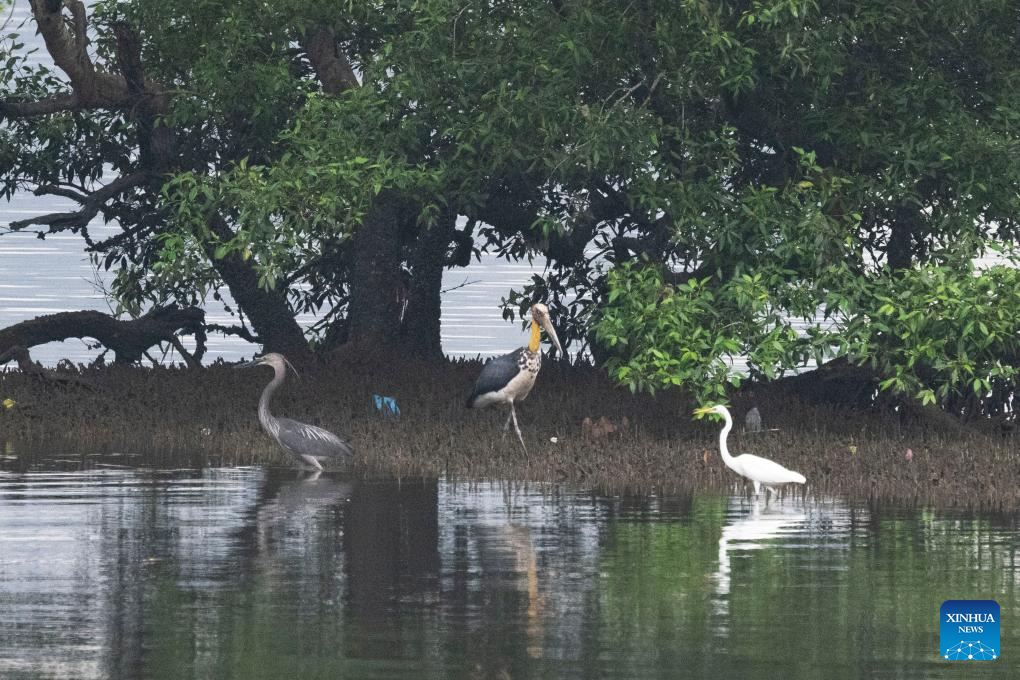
[0,357,1017,508]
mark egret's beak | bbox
[693,406,713,416]
[540,317,563,356]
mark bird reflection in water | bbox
[503,524,544,659]
[713,497,808,621]
[259,470,353,517]
[252,472,354,589]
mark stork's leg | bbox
[752,480,761,496]
[502,408,513,439]
[510,402,528,453]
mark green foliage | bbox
[846,263,1020,408]
[599,257,1020,410]
[597,264,808,403]
[583,0,1020,412]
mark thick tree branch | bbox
[0,306,205,365]
[30,0,129,106]
[204,213,312,361]
[302,26,360,94]
[112,21,173,171]
[8,173,148,233]
[1,3,167,121]
[33,184,88,202]
[0,93,80,117]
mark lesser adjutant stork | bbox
[466,303,562,450]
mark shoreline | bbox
[1,359,1018,508]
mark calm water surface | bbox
[0,467,1016,679]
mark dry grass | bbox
[1,356,1018,508]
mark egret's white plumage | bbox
[695,404,805,495]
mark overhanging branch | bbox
[8,173,148,234]
[0,93,80,118]
[0,306,205,365]
[206,323,259,344]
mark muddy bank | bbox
[1,357,1017,507]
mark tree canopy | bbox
[3,0,1020,416]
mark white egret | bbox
[694,404,806,495]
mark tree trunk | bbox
[401,213,456,360]
[887,205,915,271]
[346,193,407,350]
[205,215,313,362]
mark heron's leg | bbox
[510,402,528,453]
[300,454,324,471]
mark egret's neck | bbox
[527,318,541,352]
[258,364,285,432]
[718,410,736,466]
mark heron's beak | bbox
[235,359,260,369]
[693,406,713,416]
[540,317,563,356]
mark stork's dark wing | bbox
[276,418,355,459]
[466,348,523,407]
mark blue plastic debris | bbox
[372,394,400,416]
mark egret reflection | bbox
[714,498,808,608]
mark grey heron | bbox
[466,303,562,451]
[694,404,805,495]
[238,353,354,470]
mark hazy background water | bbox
[0,190,543,364]
[0,466,1015,679]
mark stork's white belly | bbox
[503,367,539,401]
[473,369,538,408]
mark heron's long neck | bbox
[258,365,285,434]
[718,411,736,466]
[527,319,541,352]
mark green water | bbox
[0,468,1015,678]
